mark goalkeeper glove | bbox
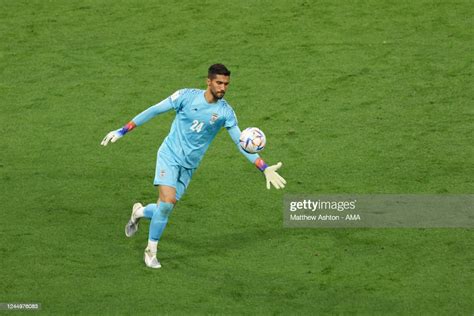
[263,162,287,190]
[100,122,136,146]
[100,129,123,146]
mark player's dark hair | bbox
[208,64,231,79]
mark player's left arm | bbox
[227,125,286,190]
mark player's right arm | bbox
[100,90,185,146]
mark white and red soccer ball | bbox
[239,127,266,154]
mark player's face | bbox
[207,75,230,100]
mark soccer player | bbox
[101,64,286,268]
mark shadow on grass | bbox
[162,226,288,261]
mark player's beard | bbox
[211,89,225,100]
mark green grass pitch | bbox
[1,0,473,314]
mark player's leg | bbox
[146,168,193,250]
[145,167,195,268]
[144,185,176,269]
[124,150,175,238]
[142,151,180,268]
[145,167,193,249]
[147,185,176,246]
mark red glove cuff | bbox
[255,158,268,172]
[118,121,136,136]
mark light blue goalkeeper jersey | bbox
[162,88,238,168]
[131,88,255,169]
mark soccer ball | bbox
[239,127,266,153]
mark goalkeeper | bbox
[101,64,286,269]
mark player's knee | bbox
[160,196,177,205]
[158,193,176,205]
[151,202,174,223]
[160,202,174,217]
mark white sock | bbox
[147,240,158,254]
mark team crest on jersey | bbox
[210,113,219,125]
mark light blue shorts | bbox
[153,150,195,200]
